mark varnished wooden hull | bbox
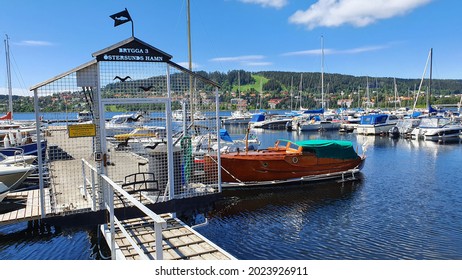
[206,150,365,183]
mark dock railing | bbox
[101,174,167,260]
[81,159,98,211]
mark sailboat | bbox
[221,71,253,125]
[295,36,341,132]
[410,48,462,141]
[1,35,47,158]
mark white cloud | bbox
[289,0,432,29]
[239,0,288,9]
[246,61,273,66]
[210,55,265,62]
[15,40,54,46]
[0,87,33,97]
[282,45,388,56]
[177,62,201,70]
[210,55,271,67]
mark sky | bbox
[1,0,461,96]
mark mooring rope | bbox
[205,154,244,184]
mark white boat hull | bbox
[356,123,395,135]
[0,164,36,190]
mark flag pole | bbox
[131,19,134,37]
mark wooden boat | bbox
[205,139,365,187]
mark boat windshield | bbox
[419,117,449,127]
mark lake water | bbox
[1,113,462,259]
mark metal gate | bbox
[30,37,221,217]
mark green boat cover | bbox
[293,139,359,159]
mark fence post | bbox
[154,222,164,260]
[91,168,96,211]
[81,160,88,199]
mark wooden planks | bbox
[106,214,235,260]
[0,189,51,225]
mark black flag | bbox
[110,8,132,27]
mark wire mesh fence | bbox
[32,41,220,216]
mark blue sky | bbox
[1,0,461,96]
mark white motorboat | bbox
[251,114,292,130]
[388,118,421,138]
[222,110,253,125]
[0,182,9,202]
[0,151,37,165]
[0,162,36,190]
[105,112,145,137]
[356,114,399,135]
[410,117,462,141]
[77,110,92,122]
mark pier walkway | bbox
[1,126,231,260]
[103,214,234,260]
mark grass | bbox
[232,74,269,93]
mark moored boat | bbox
[0,162,36,190]
[0,182,9,202]
[205,139,365,187]
[410,117,462,141]
[356,114,398,135]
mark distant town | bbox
[2,70,461,113]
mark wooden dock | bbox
[1,126,233,260]
[0,189,51,225]
[1,127,156,222]
[104,214,235,260]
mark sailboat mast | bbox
[299,73,303,110]
[428,48,432,109]
[290,76,293,111]
[412,49,431,112]
[187,0,194,123]
[394,78,398,110]
[366,77,370,110]
[321,35,324,109]
[238,71,240,97]
[4,34,13,118]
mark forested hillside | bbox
[2,70,461,112]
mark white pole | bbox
[321,35,324,110]
[166,65,175,201]
[4,35,13,118]
[33,89,45,218]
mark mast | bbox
[412,48,432,112]
[290,76,293,111]
[393,78,398,110]
[259,76,262,110]
[238,70,240,97]
[366,77,370,110]
[427,48,432,109]
[187,0,194,123]
[321,35,324,109]
[4,34,13,118]
[299,73,303,110]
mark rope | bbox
[205,154,244,184]
[96,226,111,260]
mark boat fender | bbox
[3,134,10,148]
[16,130,23,144]
[292,157,299,164]
[8,131,16,146]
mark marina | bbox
[1,125,462,260]
[2,4,462,265]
